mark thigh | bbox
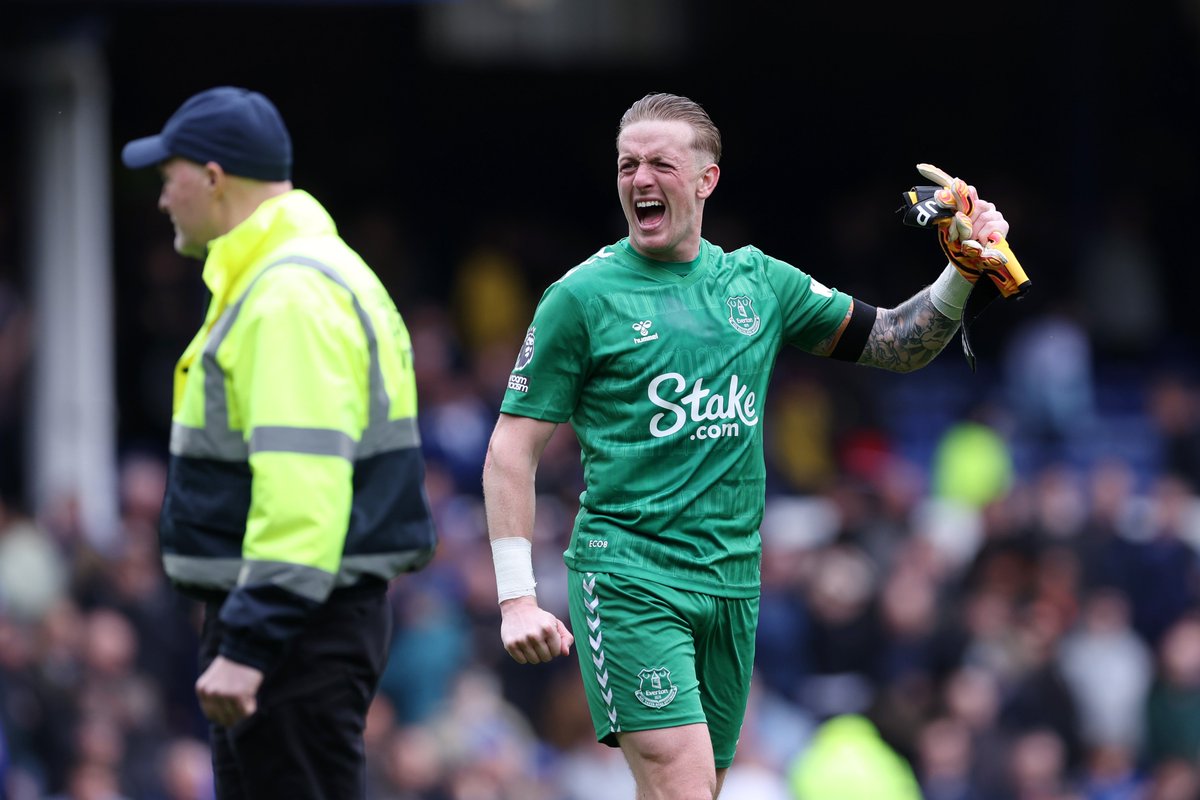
[225,672,372,800]
[695,594,759,769]
[209,721,246,800]
[619,723,717,800]
[566,570,708,747]
[205,590,391,800]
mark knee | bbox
[636,775,717,800]
[620,724,719,800]
[632,748,717,799]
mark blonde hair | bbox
[617,93,722,164]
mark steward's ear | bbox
[203,161,228,195]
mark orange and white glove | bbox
[901,163,1030,299]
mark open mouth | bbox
[635,199,666,228]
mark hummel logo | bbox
[632,320,659,344]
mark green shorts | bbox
[565,568,759,769]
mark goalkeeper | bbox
[483,92,1021,800]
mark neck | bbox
[219,179,294,236]
[630,236,701,264]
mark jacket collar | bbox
[200,189,336,303]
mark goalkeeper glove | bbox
[900,163,1031,299]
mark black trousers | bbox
[199,585,392,800]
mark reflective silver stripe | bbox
[357,416,421,459]
[170,422,249,460]
[164,552,425,592]
[163,554,243,589]
[197,291,247,458]
[250,426,356,459]
[238,560,335,603]
[336,552,429,585]
[180,418,418,461]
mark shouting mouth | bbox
[635,199,665,230]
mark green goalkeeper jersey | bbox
[501,238,853,597]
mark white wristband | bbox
[929,262,973,321]
[491,537,537,603]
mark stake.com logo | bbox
[646,373,758,441]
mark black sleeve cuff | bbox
[217,583,320,673]
[218,631,280,673]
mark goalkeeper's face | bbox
[617,120,719,263]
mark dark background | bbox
[6,3,1197,303]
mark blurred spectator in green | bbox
[1144,614,1200,766]
[378,583,469,725]
[931,417,1014,509]
[788,714,921,799]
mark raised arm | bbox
[821,185,1013,374]
[482,412,574,664]
[858,291,961,373]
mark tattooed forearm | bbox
[858,288,960,372]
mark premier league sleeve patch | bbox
[514,326,536,370]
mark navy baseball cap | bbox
[122,86,292,181]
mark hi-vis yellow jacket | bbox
[160,190,436,670]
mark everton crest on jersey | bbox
[726,295,760,336]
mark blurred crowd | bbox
[2,198,1200,800]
